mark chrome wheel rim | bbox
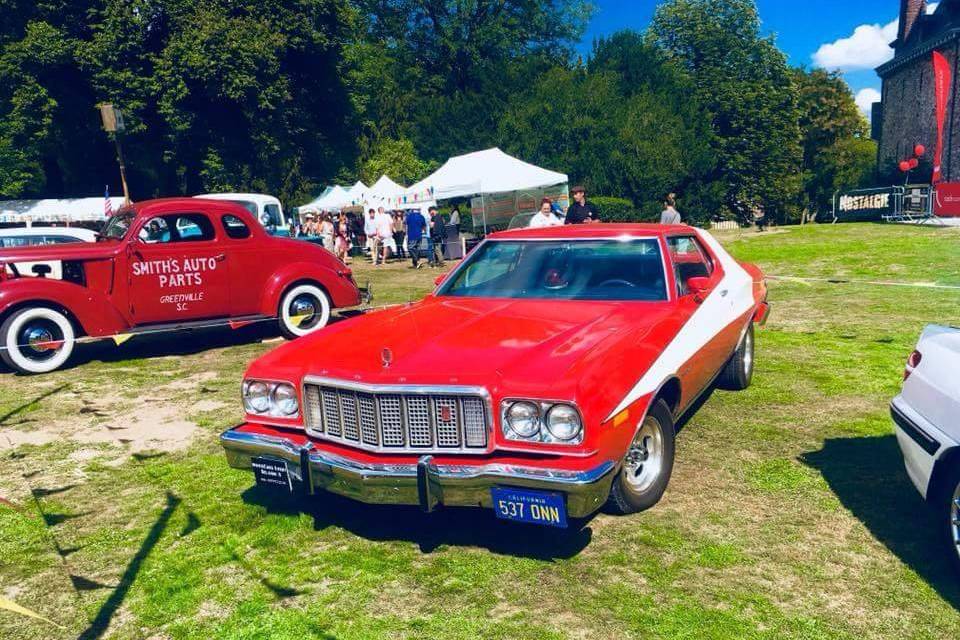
[288,294,320,330]
[18,320,63,362]
[623,416,664,492]
[743,330,754,375]
[951,481,960,560]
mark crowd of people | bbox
[293,186,685,266]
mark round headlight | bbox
[244,381,271,413]
[545,404,582,441]
[506,401,540,438]
[272,383,299,416]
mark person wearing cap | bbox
[301,213,319,237]
[565,186,599,224]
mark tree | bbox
[359,137,433,185]
[792,67,874,217]
[649,0,803,223]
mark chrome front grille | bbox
[303,379,490,453]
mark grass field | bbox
[1,223,959,639]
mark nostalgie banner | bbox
[932,51,952,184]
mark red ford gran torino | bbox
[222,224,769,527]
[0,198,363,374]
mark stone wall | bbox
[878,41,960,182]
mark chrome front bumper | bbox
[221,427,616,518]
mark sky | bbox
[578,0,938,118]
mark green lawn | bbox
[2,223,960,639]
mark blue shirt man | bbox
[405,209,428,268]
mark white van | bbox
[194,193,290,237]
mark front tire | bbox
[0,307,76,374]
[278,283,331,339]
[717,323,754,391]
[606,400,676,515]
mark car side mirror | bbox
[686,276,711,301]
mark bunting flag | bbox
[932,50,952,184]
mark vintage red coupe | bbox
[0,198,363,374]
[222,224,769,526]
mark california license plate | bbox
[252,457,293,492]
[491,487,568,528]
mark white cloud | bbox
[855,88,882,117]
[812,3,940,72]
[812,20,898,71]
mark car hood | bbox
[0,241,120,263]
[251,296,684,418]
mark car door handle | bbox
[214,253,227,262]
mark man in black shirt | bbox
[565,185,599,224]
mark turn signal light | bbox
[904,350,922,381]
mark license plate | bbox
[491,487,568,528]
[252,457,292,492]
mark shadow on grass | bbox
[802,435,960,611]
[0,384,69,424]
[241,486,593,560]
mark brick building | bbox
[875,0,960,183]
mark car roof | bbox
[194,193,280,206]
[487,223,700,240]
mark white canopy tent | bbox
[398,148,567,205]
[298,185,351,214]
[0,198,125,224]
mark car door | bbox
[217,212,273,317]
[665,235,728,406]
[125,212,230,324]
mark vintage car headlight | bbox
[544,404,582,442]
[272,383,299,416]
[243,379,299,418]
[501,400,584,445]
[505,401,540,438]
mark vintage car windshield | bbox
[101,210,136,240]
[439,239,668,301]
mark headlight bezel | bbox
[500,399,584,446]
[242,379,300,419]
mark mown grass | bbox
[1,223,959,639]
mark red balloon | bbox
[914,144,926,157]
[899,160,911,172]
[909,158,920,169]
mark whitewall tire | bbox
[0,307,76,374]
[278,284,331,339]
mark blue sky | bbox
[579,0,925,116]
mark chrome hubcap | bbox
[18,321,63,361]
[743,331,754,374]
[624,416,664,492]
[951,482,960,557]
[289,295,318,326]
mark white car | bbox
[194,193,290,236]
[892,324,960,571]
[0,226,98,279]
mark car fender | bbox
[0,278,129,337]
[258,261,359,316]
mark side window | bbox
[263,204,282,227]
[138,214,215,244]
[460,242,522,288]
[222,214,251,240]
[667,236,714,296]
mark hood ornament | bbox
[381,347,393,369]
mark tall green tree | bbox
[650,0,803,223]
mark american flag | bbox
[104,185,113,217]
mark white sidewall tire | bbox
[3,307,76,374]
[279,284,331,338]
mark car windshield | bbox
[101,210,135,240]
[439,239,668,301]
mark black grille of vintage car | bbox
[302,381,489,453]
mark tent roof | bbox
[369,175,406,197]
[0,197,125,223]
[401,148,567,203]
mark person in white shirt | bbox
[363,208,379,262]
[660,193,682,225]
[375,207,396,264]
[529,198,563,228]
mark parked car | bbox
[892,324,960,572]
[1,227,98,281]
[0,198,365,374]
[0,226,98,248]
[195,193,291,237]
[221,224,769,527]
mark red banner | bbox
[932,51,952,183]
[934,182,960,217]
